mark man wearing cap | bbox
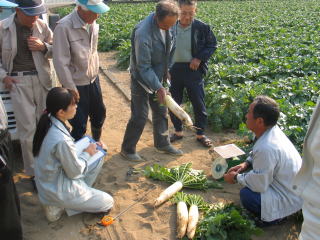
[121,0,183,161]
[0,0,53,181]
[53,0,109,143]
[0,0,16,20]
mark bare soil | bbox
[15,51,301,240]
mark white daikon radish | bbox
[165,95,193,127]
[154,181,183,207]
[176,201,189,238]
[172,192,190,238]
[187,204,199,239]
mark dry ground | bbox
[14,52,301,240]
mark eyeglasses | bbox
[180,11,195,17]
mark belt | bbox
[9,70,38,77]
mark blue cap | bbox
[15,0,46,16]
[0,0,18,8]
[77,0,110,14]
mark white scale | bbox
[211,144,245,179]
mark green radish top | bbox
[171,192,210,211]
[143,163,222,190]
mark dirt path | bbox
[16,52,300,240]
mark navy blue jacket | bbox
[190,19,217,75]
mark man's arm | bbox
[134,32,163,92]
[0,24,18,89]
[194,24,217,63]
[52,24,76,90]
[236,149,276,192]
[42,23,53,58]
[0,24,8,82]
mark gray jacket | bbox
[129,13,176,93]
[53,10,100,89]
[0,13,53,89]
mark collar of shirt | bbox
[50,116,72,138]
[75,10,91,34]
[177,22,192,31]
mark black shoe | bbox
[30,176,38,193]
[255,217,287,227]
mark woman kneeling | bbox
[33,87,113,222]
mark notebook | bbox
[75,136,107,170]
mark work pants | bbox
[10,74,48,176]
[64,158,113,216]
[169,63,207,135]
[240,187,284,225]
[69,76,106,141]
[121,79,170,154]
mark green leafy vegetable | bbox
[144,163,222,190]
[195,203,263,240]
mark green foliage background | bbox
[56,1,320,151]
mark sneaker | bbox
[120,151,143,162]
[44,205,64,222]
[156,145,183,156]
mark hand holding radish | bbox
[156,87,166,105]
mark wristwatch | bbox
[233,174,238,183]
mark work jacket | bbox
[53,10,100,90]
[237,125,302,221]
[0,13,53,89]
[129,13,176,93]
[190,19,217,75]
[293,98,320,225]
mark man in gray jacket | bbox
[121,0,183,161]
[224,96,302,226]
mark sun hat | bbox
[15,0,46,16]
[77,0,110,14]
[0,0,18,8]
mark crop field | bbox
[57,0,320,150]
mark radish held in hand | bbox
[165,95,193,127]
[154,181,183,207]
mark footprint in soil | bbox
[50,221,64,230]
[138,208,154,218]
[106,175,117,182]
[140,222,153,232]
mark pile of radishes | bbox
[171,192,209,239]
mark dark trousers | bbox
[69,76,106,141]
[0,130,23,240]
[121,79,170,154]
[169,63,207,135]
[240,187,283,224]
